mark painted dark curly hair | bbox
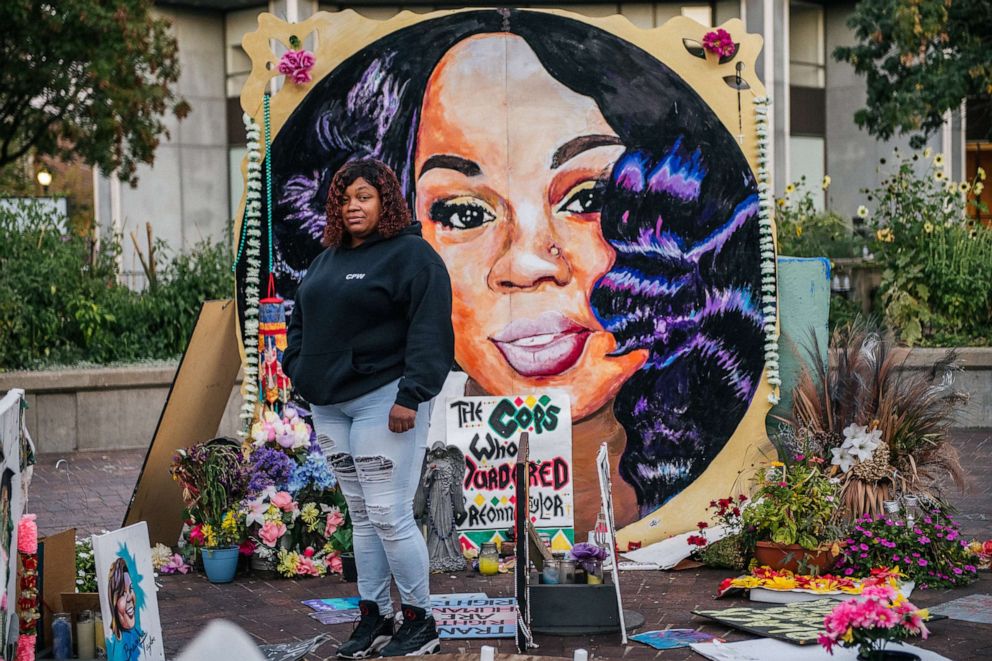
[322,158,411,247]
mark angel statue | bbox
[414,441,468,572]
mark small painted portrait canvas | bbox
[92,522,165,661]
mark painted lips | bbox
[489,311,592,377]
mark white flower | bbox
[830,446,856,473]
[843,423,867,440]
[857,205,869,219]
[841,423,880,461]
[151,543,173,570]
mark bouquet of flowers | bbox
[241,405,352,578]
[687,494,750,569]
[818,583,929,658]
[835,507,978,589]
[966,539,992,570]
[719,565,904,597]
[171,438,251,553]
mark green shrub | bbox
[775,177,864,259]
[864,151,992,346]
[0,201,233,370]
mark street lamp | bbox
[36,168,52,194]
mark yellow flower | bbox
[770,461,785,467]
[202,524,217,548]
[785,183,796,194]
[842,627,854,644]
[277,550,300,577]
[934,170,945,181]
[934,154,945,166]
[944,182,956,193]
[776,198,787,208]
[822,175,831,190]
[978,167,987,181]
[301,502,320,531]
[976,182,985,195]
[795,225,803,237]
[923,222,933,234]
[221,511,239,535]
[876,228,894,243]
[923,147,932,159]
[959,182,971,193]
[857,205,869,219]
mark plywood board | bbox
[39,528,77,649]
[123,300,242,546]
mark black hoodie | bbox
[282,223,454,409]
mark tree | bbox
[0,1,189,184]
[834,0,992,147]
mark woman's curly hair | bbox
[322,158,411,247]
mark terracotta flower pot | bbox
[753,541,836,574]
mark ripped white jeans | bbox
[310,378,431,615]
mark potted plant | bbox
[170,437,251,583]
[194,510,245,584]
[819,582,930,660]
[743,454,841,573]
[784,320,966,521]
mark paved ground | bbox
[30,430,992,660]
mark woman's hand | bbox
[388,404,417,433]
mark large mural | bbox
[237,9,776,544]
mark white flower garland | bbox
[753,96,780,405]
[240,112,264,431]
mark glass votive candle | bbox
[52,612,73,660]
[542,558,560,585]
[558,558,576,584]
[585,559,604,584]
[479,542,500,576]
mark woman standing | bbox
[282,159,454,658]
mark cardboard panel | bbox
[38,528,76,650]
[123,300,241,546]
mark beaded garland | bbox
[752,95,781,405]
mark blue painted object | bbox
[202,546,240,584]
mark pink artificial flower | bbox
[189,524,205,546]
[701,28,736,58]
[17,514,37,554]
[297,556,321,576]
[239,539,257,556]
[16,633,36,661]
[159,554,191,575]
[325,552,343,574]
[325,510,345,537]
[303,546,315,558]
[278,49,316,85]
[259,520,287,547]
[271,491,296,512]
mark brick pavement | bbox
[28,431,992,660]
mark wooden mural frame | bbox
[235,9,777,545]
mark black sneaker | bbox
[379,604,440,657]
[337,600,394,659]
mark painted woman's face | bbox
[116,571,136,631]
[416,34,646,419]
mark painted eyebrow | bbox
[418,154,482,179]
[551,134,624,169]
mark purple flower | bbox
[844,568,854,576]
[918,536,931,544]
[892,554,900,561]
[247,445,295,495]
[965,565,976,572]
[860,552,869,559]
[918,558,928,567]
[864,531,874,538]
[860,543,869,551]
[701,28,736,58]
[952,568,963,575]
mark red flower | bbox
[697,521,709,529]
[189,523,205,546]
[303,546,316,558]
[739,494,748,502]
[701,28,736,58]
[687,534,708,547]
[238,539,257,556]
[732,507,741,517]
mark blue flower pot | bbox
[202,547,240,584]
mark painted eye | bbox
[429,197,496,230]
[557,180,606,216]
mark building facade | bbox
[93,1,986,282]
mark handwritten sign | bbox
[446,393,573,551]
[693,599,844,644]
[434,599,517,639]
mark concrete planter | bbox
[0,363,242,454]
[1,346,989,454]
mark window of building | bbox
[789,1,824,89]
[789,136,825,210]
